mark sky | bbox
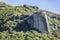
[0,0,60,14]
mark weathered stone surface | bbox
[27,12,50,33]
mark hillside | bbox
[0,2,60,40]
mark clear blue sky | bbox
[0,0,60,14]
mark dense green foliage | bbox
[0,30,60,40]
[0,2,60,40]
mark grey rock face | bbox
[27,12,50,33]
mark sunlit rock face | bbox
[27,11,50,33]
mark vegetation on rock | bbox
[0,2,60,40]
